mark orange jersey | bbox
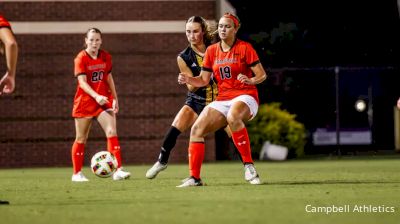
[202,39,260,103]
[0,14,11,28]
[72,49,113,118]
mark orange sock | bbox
[189,142,205,179]
[232,127,253,164]
[71,142,85,174]
[107,136,122,168]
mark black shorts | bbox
[185,96,206,115]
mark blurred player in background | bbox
[0,14,18,95]
[0,13,18,205]
[396,98,400,109]
[177,13,267,187]
[70,28,130,182]
[145,16,219,179]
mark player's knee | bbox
[227,114,238,126]
[190,123,203,138]
[190,123,199,136]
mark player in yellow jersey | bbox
[146,16,218,179]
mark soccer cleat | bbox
[71,171,89,182]
[176,176,203,188]
[249,176,261,185]
[113,167,131,180]
[145,161,167,179]
[181,177,191,183]
[244,163,258,181]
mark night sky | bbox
[228,0,400,151]
[229,0,400,67]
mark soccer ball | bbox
[90,151,118,178]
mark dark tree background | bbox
[227,0,400,153]
[229,0,400,67]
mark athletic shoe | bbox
[244,163,258,181]
[145,161,167,179]
[181,177,190,183]
[71,171,89,182]
[249,176,261,185]
[113,167,131,180]
[176,176,203,188]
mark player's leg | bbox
[222,125,244,163]
[161,105,199,163]
[71,117,92,182]
[97,110,119,165]
[177,106,227,187]
[146,105,199,179]
[227,100,252,163]
[97,110,130,180]
[227,96,261,185]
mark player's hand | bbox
[0,72,15,95]
[112,99,119,114]
[95,95,109,106]
[178,73,189,84]
[237,73,252,85]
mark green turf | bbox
[1,156,400,224]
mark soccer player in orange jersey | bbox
[0,14,18,95]
[70,28,130,182]
[177,13,267,187]
[0,13,18,205]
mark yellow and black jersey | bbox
[179,46,218,114]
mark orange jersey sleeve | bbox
[0,15,11,28]
[74,51,86,76]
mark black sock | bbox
[158,126,181,164]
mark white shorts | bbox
[207,95,259,121]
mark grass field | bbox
[1,156,400,224]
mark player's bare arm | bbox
[77,75,109,106]
[238,63,267,85]
[0,26,18,94]
[178,70,211,87]
[177,56,198,92]
[107,73,119,113]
